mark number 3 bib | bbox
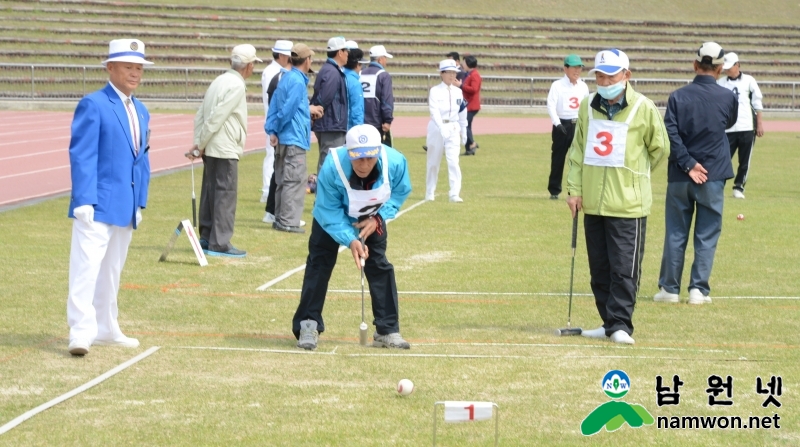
[331,146,392,220]
[584,95,645,168]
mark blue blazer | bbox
[68,83,151,229]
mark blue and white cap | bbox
[588,49,629,75]
[438,59,458,72]
[346,124,382,160]
[103,39,153,66]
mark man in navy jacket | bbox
[655,42,738,306]
[310,36,349,174]
[66,39,152,356]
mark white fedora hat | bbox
[102,39,153,66]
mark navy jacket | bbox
[664,75,738,183]
[361,62,394,127]
[310,58,348,133]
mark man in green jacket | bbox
[566,49,669,345]
[190,44,260,258]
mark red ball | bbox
[737,214,745,220]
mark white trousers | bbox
[426,121,462,199]
[262,138,275,194]
[67,219,133,343]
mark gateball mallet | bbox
[556,214,582,336]
[359,237,369,346]
[185,148,200,229]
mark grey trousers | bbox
[274,144,307,227]
[199,155,238,252]
[315,131,346,173]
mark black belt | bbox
[559,118,577,124]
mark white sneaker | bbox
[581,326,607,339]
[93,335,140,348]
[425,194,435,201]
[300,220,306,227]
[732,189,745,199]
[653,287,679,303]
[610,330,635,345]
[449,196,464,203]
[68,339,90,356]
[262,212,275,223]
[688,288,711,304]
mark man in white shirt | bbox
[260,40,292,221]
[546,54,590,200]
[717,52,764,199]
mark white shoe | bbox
[425,194,435,201]
[262,212,275,223]
[732,189,745,199]
[688,288,711,305]
[610,330,635,345]
[300,220,306,227]
[68,339,90,356]
[93,335,140,348]
[581,326,607,339]
[449,196,464,203]
[653,287,679,303]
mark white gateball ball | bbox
[397,379,414,396]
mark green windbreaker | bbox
[566,85,669,218]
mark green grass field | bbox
[1,131,799,446]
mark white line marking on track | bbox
[264,289,800,300]
[255,199,427,291]
[413,342,728,354]
[0,346,160,436]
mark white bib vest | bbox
[360,69,385,100]
[331,147,392,220]
[584,94,645,168]
[557,90,582,117]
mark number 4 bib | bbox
[584,95,645,168]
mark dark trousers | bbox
[584,214,646,336]
[198,156,238,252]
[379,128,393,148]
[465,110,479,151]
[727,131,756,192]
[264,171,276,215]
[292,218,400,338]
[547,121,576,196]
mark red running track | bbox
[2,110,799,208]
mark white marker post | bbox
[432,401,499,446]
[158,219,207,266]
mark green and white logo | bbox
[581,369,654,436]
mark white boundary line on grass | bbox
[256,199,427,291]
[173,343,727,355]
[265,288,800,300]
[0,346,160,436]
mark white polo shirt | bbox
[546,75,590,126]
[717,73,763,132]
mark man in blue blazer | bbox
[66,39,153,356]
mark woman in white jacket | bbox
[426,59,468,203]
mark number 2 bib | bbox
[584,95,645,168]
[360,69,385,100]
[331,146,392,220]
